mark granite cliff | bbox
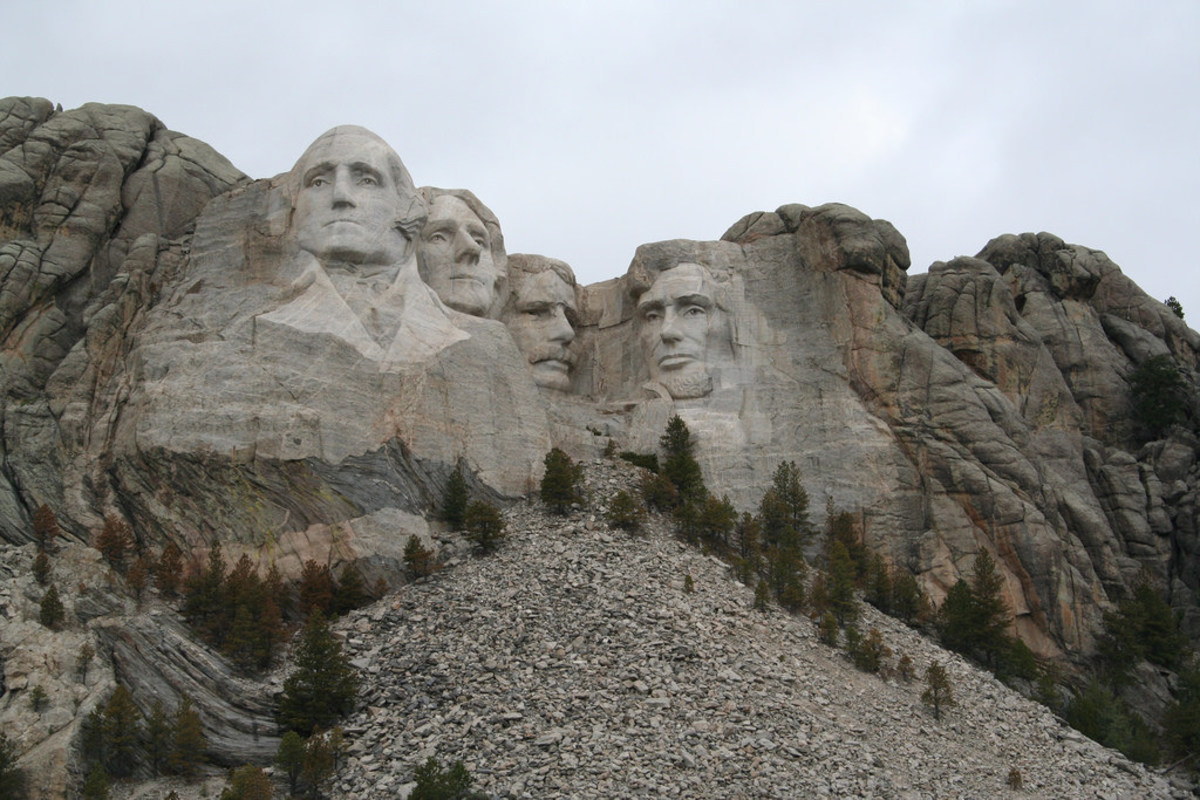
[1,97,1198,792]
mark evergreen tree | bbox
[638,471,679,512]
[77,643,95,683]
[1129,354,1189,438]
[297,559,334,619]
[659,415,706,504]
[31,550,50,586]
[95,516,134,572]
[332,565,370,616]
[1166,296,1185,320]
[81,764,110,800]
[0,731,28,800]
[865,553,893,614]
[404,534,437,578]
[606,489,645,533]
[410,757,479,800]
[101,685,142,778]
[817,611,840,647]
[278,611,360,736]
[734,512,762,584]
[696,494,737,553]
[182,543,226,642]
[126,555,150,602]
[540,448,583,514]
[302,732,335,795]
[169,695,207,779]
[824,507,866,582]
[143,699,172,776]
[155,542,184,598]
[221,765,274,800]
[827,540,859,627]
[891,570,929,626]
[752,580,771,612]
[922,662,955,720]
[442,463,470,530]
[39,584,64,630]
[32,503,60,553]
[464,500,506,554]
[276,731,306,796]
[968,550,1011,667]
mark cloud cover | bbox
[5,0,1198,315]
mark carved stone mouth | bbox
[657,354,695,369]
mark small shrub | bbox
[410,756,484,800]
[29,685,48,713]
[464,501,506,554]
[639,472,679,512]
[850,628,891,674]
[1006,766,1023,789]
[922,662,956,720]
[753,581,771,612]
[896,653,915,682]
[683,574,695,593]
[606,490,645,532]
[817,611,840,647]
[618,451,659,472]
[541,448,584,514]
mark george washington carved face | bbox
[290,126,421,272]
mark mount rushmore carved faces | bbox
[418,189,507,317]
[291,126,423,273]
[503,255,579,391]
[635,261,729,399]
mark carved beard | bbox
[662,368,713,399]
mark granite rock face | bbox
[2,99,1200,788]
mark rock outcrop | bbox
[1,99,1199,793]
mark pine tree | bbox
[221,765,274,800]
[969,550,1010,667]
[154,542,184,598]
[143,699,172,776]
[404,534,437,578]
[1130,354,1189,438]
[442,463,470,530]
[32,503,60,553]
[752,580,771,612]
[0,731,28,800]
[891,571,929,626]
[332,565,369,616]
[297,559,334,618]
[169,695,206,779]
[95,516,134,572]
[541,448,583,514]
[39,584,64,630]
[865,553,893,613]
[32,550,50,586]
[126,555,150,602]
[606,490,645,533]
[697,494,737,553]
[411,757,477,800]
[922,662,956,720]
[101,685,142,778]
[824,507,866,582]
[1166,296,1185,320]
[278,611,360,736]
[302,732,335,795]
[182,543,226,642]
[659,415,705,504]
[827,540,859,627]
[81,764,110,800]
[464,500,506,554]
[276,730,306,796]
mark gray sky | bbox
[7,1,1199,318]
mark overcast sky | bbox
[7,1,1199,318]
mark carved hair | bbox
[627,257,730,312]
[286,125,426,241]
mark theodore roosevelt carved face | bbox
[418,190,505,317]
[290,126,422,272]
[502,256,578,391]
[636,261,727,399]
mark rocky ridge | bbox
[329,459,1182,799]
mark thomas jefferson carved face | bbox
[636,262,724,399]
[292,128,413,271]
[503,264,578,391]
[419,195,499,316]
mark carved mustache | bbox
[527,345,575,366]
